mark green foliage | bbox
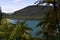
[0,18,42,40]
[36,0,60,40]
[0,19,31,40]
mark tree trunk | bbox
[0,7,2,24]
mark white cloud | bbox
[13,0,22,3]
[2,8,15,13]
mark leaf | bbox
[36,21,45,27]
[23,27,33,31]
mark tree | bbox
[8,21,32,40]
[0,7,2,24]
[0,18,33,40]
[0,18,16,40]
[35,0,60,40]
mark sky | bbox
[0,0,37,13]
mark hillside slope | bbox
[3,5,51,20]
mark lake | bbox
[8,20,42,38]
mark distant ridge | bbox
[13,5,49,16]
[4,5,51,20]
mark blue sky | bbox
[0,0,37,13]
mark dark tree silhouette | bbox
[0,7,2,24]
[35,0,60,40]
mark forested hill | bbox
[13,5,49,16]
[2,13,10,17]
[3,5,50,20]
